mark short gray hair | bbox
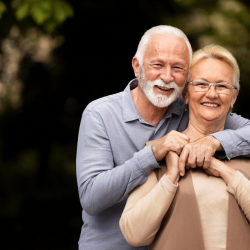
[191,44,240,89]
[135,25,192,66]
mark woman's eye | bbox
[217,84,228,89]
[197,82,207,86]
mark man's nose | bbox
[160,66,174,83]
[206,84,218,98]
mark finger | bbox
[179,146,190,176]
[168,130,190,142]
[185,144,196,168]
[165,137,188,155]
[203,149,213,169]
[196,149,205,167]
[204,168,212,175]
[187,152,197,168]
[175,132,190,142]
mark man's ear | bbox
[132,57,140,78]
[182,86,189,104]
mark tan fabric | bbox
[225,159,250,250]
[120,171,177,246]
[192,168,228,250]
[120,158,250,250]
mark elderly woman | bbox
[119,45,250,250]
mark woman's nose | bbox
[206,84,218,98]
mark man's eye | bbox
[174,66,184,71]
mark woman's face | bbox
[184,58,238,123]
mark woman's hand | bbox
[165,151,180,185]
[204,157,237,185]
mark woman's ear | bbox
[182,86,189,104]
[230,89,239,108]
[132,57,140,78]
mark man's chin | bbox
[151,92,180,108]
[149,97,173,108]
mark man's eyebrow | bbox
[149,59,186,65]
[149,59,165,64]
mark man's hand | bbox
[179,136,222,176]
[151,131,190,162]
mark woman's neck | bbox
[183,114,226,142]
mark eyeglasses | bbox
[188,79,237,95]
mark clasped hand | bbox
[151,131,222,178]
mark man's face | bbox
[136,34,190,108]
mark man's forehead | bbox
[144,34,189,62]
[147,34,187,51]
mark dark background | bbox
[1,0,250,249]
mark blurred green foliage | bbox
[0,1,6,18]
[1,0,74,31]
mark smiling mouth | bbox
[156,86,173,91]
[201,103,220,107]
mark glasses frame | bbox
[188,79,237,95]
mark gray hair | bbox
[191,44,240,89]
[134,25,193,67]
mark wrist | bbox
[165,170,179,185]
[220,165,237,185]
[210,136,223,151]
[152,143,167,162]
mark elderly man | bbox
[76,25,250,250]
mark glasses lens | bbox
[215,83,231,94]
[192,81,209,92]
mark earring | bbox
[230,106,233,116]
[184,104,188,112]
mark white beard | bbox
[138,68,184,108]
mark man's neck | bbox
[131,86,168,127]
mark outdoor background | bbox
[1,0,250,249]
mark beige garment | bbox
[119,158,250,249]
[192,168,229,250]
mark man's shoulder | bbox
[85,91,123,113]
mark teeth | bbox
[158,86,171,91]
[202,103,219,107]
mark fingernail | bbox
[180,172,184,176]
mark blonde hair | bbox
[191,44,240,89]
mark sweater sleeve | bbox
[119,171,178,247]
[227,171,250,221]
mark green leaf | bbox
[38,0,52,13]
[15,2,30,20]
[63,2,74,17]
[54,1,74,23]
[0,1,7,18]
[44,20,58,32]
[30,2,51,24]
